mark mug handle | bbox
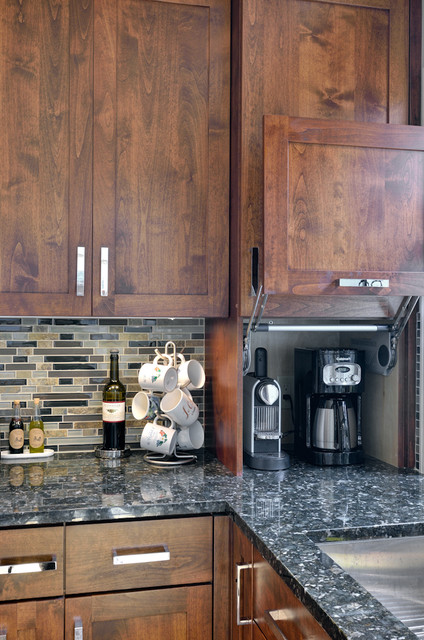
[164,341,177,368]
[176,352,186,365]
[153,351,172,366]
[154,414,176,430]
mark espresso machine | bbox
[243,348,290,470]
[294,348,365,465]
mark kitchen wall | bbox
[0,318,204,453]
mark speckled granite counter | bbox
[1,451,424,640]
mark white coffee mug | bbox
[132,391,160,421]
[160,388,199,427]
[140,416,177,455]
[177,354,205,390]
[138,355,178,393]
[177,421,204,450]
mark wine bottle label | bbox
[103,401,125,422]
[29,428,44,448]
[9,429,24,449]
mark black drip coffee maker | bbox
[294,348,364,466]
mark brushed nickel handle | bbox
[74,617,83,640]
[76,246,85,296]
[264,610,290,640]
[0,556,57,575]
[338,278,389,288]
[100,247,109,297]
[113,544,170,565]
[236,563,253,626]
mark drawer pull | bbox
[74,617,83,640]
[236,563,252,626]
[113,544,170,565]
[264,609,295,640]
[0,555,57,575]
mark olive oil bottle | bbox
[9,400,24,454]
[29,398,45,453]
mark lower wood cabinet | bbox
[0,517,214,640]
[65,585,211,640]
[0,599,63,639]
[231,521,332,640]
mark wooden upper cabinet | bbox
[92,0,230,317]
[264,116,424,296]
[0,0,93,316]
[233,0,411,315]
[0,0,229,318]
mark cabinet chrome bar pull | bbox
[76,246,85,296]
[264,610,291,639]
[100,247,109,297]
[113,544,170,565]
[74,617,83,640]
[236,563,252,626]
[338,278,389,288]
[0,556,57,575]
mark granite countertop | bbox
[1,451,424,640]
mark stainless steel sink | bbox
[318,536,424,638]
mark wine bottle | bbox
[102,348,126,450]
[9,400,24,454]
[29,398,45,453]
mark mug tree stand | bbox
[144,449,197,467]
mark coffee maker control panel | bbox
[323,363,361,386]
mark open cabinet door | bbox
[264,116,424,298]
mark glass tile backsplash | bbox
[0,318,205,453]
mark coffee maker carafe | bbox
[294,348,364,465]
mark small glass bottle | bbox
[102,349,126,450]
[9,400,24,454]
[29,398,45,453]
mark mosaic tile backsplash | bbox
[0,318,205,453]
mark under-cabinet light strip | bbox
[253,324,389,332]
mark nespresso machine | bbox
[243,348,290,470]
[294,348,364,465]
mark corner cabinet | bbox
[264,116,424,297]
[0,0,230,318]
[231,522,332,640]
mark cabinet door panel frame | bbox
[92,0,230,317]
[0,0,93,317]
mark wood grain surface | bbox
[92,0,230,317]
[264,115,424,296]
[0,0,93,316]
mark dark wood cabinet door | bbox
[0,0,93,317]
[232,522,253,640]
[264,116,424,297]
[65,585,212,640]
[233,0,411,316]
[0,599,64,640]
[92,0,230,317]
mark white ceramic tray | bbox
[1,449,55,462]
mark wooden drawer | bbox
[253,547,331,640]
[0,526,64,601]
[65,516,213,594]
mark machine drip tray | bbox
[244,450,290,471]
